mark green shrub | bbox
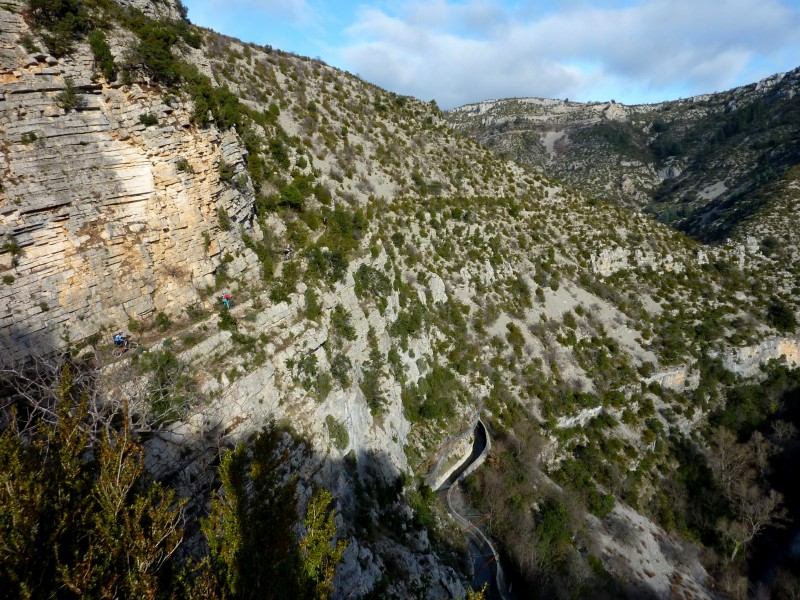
[217,207,231,231]
[315,372,332,401]
[650,136,683,159]
[176,158,193,173]
[2,275,14,285]
[135,23,180,84]
[305,246,348,285]
[269,137,290,168]
[330,304,356,347]
[319,208,367,255]
[208,84,243,130]
[360,358,386,415]
[217,309,237,331]
[587,490,615,518]
[19,34,40,53]
[313,182,332,205]
[180,64,244,129]
[138,349,193,423]
[390,300,425,348]
[230,332,257,354]
[155,311,172,331]
[354,264,392,313]
[1,235,21,259]
[325,415,349,450]
[387,346,405,383]
[0,376,186,598]
[139,112,158,126]
[766,297,797,332]
[56,77,83,111]
[407,483,437,531]
[304,287,321,320]
[202,426,347,599]
[505,323,525,356]
[88,29,116,80]
[27,0,88,56]
[291,353,322,393]
[219,160,235,183]
[509,274,532,310]
[401,365,459,424]
[269,261,299,304]
[330,353,352,388]
[241,231,274,282]
[180,332,202,348]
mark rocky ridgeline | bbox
[0,1,261,359]
[448,68,800,140]
[451,96,631,128]
[445,67,800,236]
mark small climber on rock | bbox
[113,331,128,348]
[221,292,232,310]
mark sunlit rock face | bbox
[0,4,259,358]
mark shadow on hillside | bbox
[0,348,684,600]
[0,319,64,363]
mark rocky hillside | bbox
[445,69,800,242]
[1,1,800,599]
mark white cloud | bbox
[339,0,800,107]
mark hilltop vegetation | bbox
[1,0,799,598]
[445,74,800,244]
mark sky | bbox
[181,0,800,109]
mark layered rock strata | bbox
[0,2,258,359]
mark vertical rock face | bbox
[721,336,800,376]
[0,2,258,358]
[113,0,184,21]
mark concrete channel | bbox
[436,420,513,600]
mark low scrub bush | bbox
[402,365,460,424]
[354,264,392,313]
[88,29,116,80]
[325,415,349,450]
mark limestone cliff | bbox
[0,0,259,359]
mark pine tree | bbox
[0,364,185,598]
[297,489,348,599]
[200,423,348,599]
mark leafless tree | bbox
[1,349,114,439]
[717,485,786,561]
[772,567,800,600]
[706,427,751,497]
[1,344,199,440]
[771,419,797,442]
[706,427,787,561]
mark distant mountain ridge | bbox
[445,67,800,242]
